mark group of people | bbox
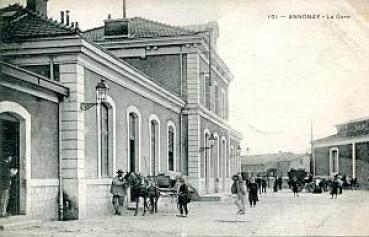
[231,174,260,215]
[109,169,190,217]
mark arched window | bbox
[100,103,111,177]
[149,115,160,176]
[167,125,175,171]
[98,96,116,178]
[128,112,140,172]
[330,148,339,175]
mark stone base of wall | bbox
[30,184,59,220]
[86,181,114,217]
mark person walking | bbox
[248,179,259,207]
[110,169,128,215]
[273,176,279,192]
[290,177,300,198]
[331,176,339,199]
[176,177,190,217]
[261,178,267,193]
[0,156,17,217]
[232,174,246,215]
[278,176,283,190]
[256,176,262,194]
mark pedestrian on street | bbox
[176,177,190,217]
[0,156,17,218]
[273,176,279,192]
[110,169,128,215]
[256,176,262,194]
[232,173,246,215]
[261,178,267,193]
[330,175,339,199]
[278,176,283,190]
[248,178,259,207]
[290,177,300,198]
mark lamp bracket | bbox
[80,102,98,111]
[199,145,214,152]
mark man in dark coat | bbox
[0,156,17,217]
[331,176,339,199]
[176,177,189,217]
[110,169,128,215]
[248,179,259,207]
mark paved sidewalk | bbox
[2,189,369,236]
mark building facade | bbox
[0,1,242,220]
[312,117,369,185]
[241,152,310,178]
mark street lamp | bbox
[200,133,216,152]
[80,79,109,111]
[236,145,242,156]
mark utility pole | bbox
[123,0,126,18]
[207,29,212,86]
[311,118,315,176]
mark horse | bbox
[125,172,160,216]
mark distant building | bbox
[312,117,369,182]
[241,152,310,177]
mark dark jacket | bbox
[248,183,258,201]
[177,183,189,205]
[0,160,12,190]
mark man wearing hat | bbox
[0,156,17,217]
[110,169,128,215]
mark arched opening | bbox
[128,113,139,172]
[167,126,175,171]
[212,135,219,193]
[204,132,210,193]
[0,101,31,216]
[100,103,113,177]
[150,119,159,175]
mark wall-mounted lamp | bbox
[236,145,242,156]
[80,79,109,111]
[200,133,215,152]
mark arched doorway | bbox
[0,101,31,216]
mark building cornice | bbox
[94,36,234,83]
[0,36,186,113]
[313,135,369,148]
[0,60,69,96]
[184,104,230,131]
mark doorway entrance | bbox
[0,113,20,215]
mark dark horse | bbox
[125,172,160,216]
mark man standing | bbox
[110,169,128,215]
[232,173,246,215]
[0,156,17,217]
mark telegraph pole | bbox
[123,0,126,18]
[311,118,315,176]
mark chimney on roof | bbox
[27,0,48,16]
[66,10,70,26]
[60,11,64,24]
[104,18,129,37]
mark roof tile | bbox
[83,16,199,41]
[0,4,79,42]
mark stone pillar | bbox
[187,113,201,192]
[59,64,86,220]
[352,143,356,179]
[186,53,202,193]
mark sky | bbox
[2,0,369,155]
